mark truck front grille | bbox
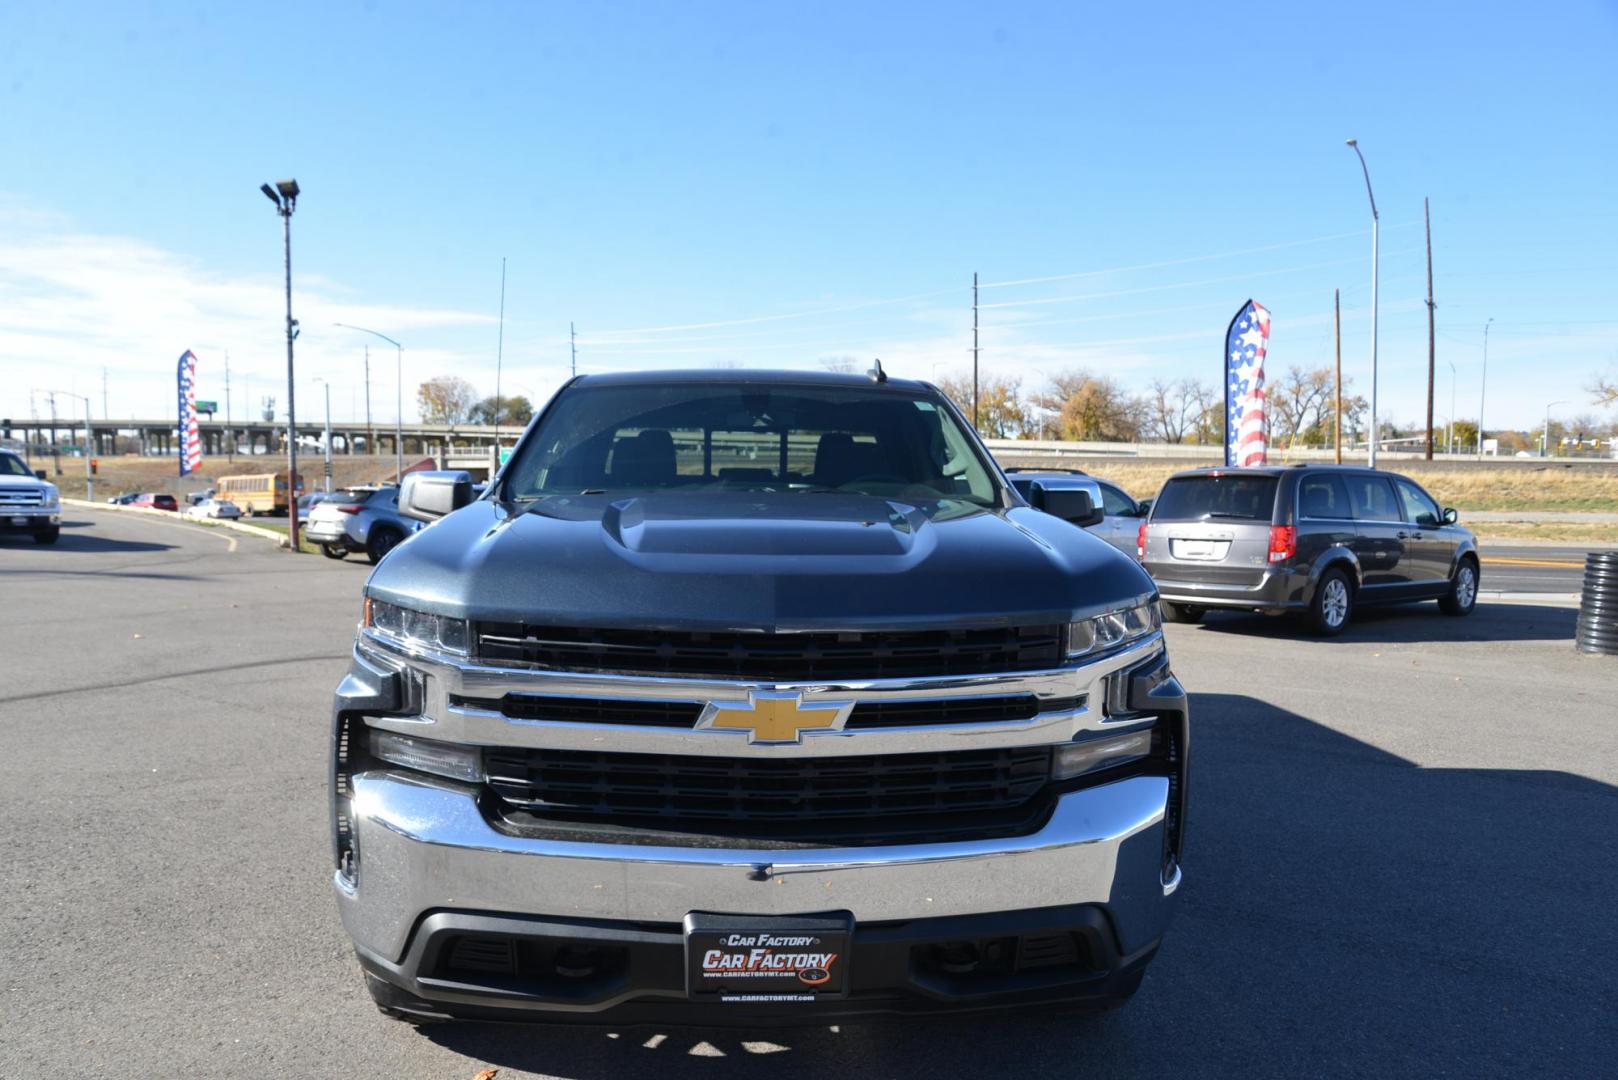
[472,624,1065,679]
[0,486,44,507]
[482,745,1052,843]
[453,692,1083,731]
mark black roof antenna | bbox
[867,357,887,383]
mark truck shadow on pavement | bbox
[421,692,1616,1079]
[0,532,175,555]
[1184,601,1576,644]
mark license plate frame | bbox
[11,516,29,527]
[684,912,853,1004]
[1172,538,1227,560]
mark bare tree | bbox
[1183,379,1221,445]
[1268,366,1336,446]
[1590,373,1618,407]
[1144,378,1201,444]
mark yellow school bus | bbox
[216,472,300,516]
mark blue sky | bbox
[3,0,1616,434]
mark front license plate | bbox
[11,516,28,526]
[685,912,852,1004]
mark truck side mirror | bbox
[1034,485,1105,529]
[1442,507,1458,525]
[35,469,46,480]
[399,470,474,522]
[1137,498,1153,518]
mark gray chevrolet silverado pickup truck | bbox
[330,369,1189,1026]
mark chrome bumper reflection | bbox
[335,770,1179,964]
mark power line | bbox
[976,224,1416,290]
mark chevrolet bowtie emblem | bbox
[696,691,854,744]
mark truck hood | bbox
[366,493,1156,632]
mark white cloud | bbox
[0,209,495,426]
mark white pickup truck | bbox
[0,450,62,545]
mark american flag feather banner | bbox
[177,350,202,476]
[1224,300,1271,467]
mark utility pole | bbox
[101,367,109,420]
[1334,288,1343,464]
[1424,197,1436,460]
[224,351,234,461]
[48,391,60,475]
[971,272,980,429]
[1346,140,1379,467]
[1478,324,1489,456]
[363,345,374,456]
[494,256,506,447]
[570,322,578,378]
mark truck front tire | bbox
[33,526,60,545]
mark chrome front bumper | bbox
[336,769,1180,965]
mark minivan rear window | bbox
[1151,475,1278,522]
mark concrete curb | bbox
[1478,591,1581,607]
[64,498,291,547]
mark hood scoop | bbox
[600,494,928,557]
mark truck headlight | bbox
[42,487,60,508]
[369,730,484,783]
[363,597,469,656]
[1067,601,1160,658]
[1052,725,1156,781]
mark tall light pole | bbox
[1543,400,1568,458]
[1447,358,1457,455]
[333,323,404,482]
[47,390,94,502]
[1346,139,1379,468]
[261,178,302,551]
[1477,317,1494,457]
[313,376,334,491]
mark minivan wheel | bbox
[366,528,402,564]
[1160,601,1206,624]
[1439,557,1479,616]
[1308,569,1353,636]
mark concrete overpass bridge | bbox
[2,416,516,459]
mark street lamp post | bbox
[47,390,94,502]
[260,178,302,551]
[313,377,334,491]
[333,323,404,482]
[1446,358,1457,456]
[1543,400,1568,458]
[1477,317,1494,457]
[1346,139,1379,468]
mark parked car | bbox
[1004,467,1150,555]
[298,491,337,517]
[332,369,1185,1026]
[1137,465,1479,635]
[184,487,217,506]
[301,485,421,563]
[107,492,140,505]
[184,498,242,521]
[130,493,179,512]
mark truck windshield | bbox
[0,453,32,477]
[1152,474,1278,522]
[502,381,1000,507]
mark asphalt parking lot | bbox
[2,510,1614,1079]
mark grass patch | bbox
[1465,522,1618,545]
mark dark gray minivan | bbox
[1138,465,1479,635]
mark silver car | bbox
[302,485,420,563]
[1004,468,1149,555]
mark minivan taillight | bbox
[1137,521,1149,559]
[1268,525,1296,563]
